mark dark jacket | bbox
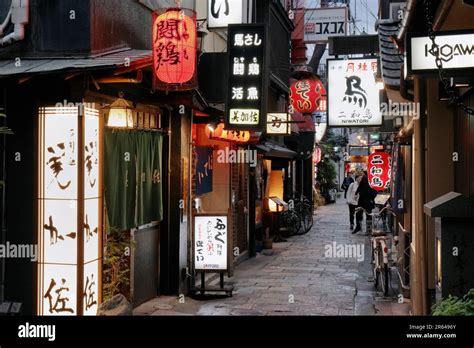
[341,176,354,198]
[356,176,377,211]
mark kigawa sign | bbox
[408,30,474,74]
[304,7,347,43]
[194,215,228,271]
[327,58,382,127]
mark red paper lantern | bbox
[153,8,197,90]
[313,146,322,164]
[290,79,326,114]
[368,152,391,191]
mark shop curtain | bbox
[105,130,163,230]
[104,130,137,230]
[135,132,163,226]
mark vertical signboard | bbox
[327,58,382,127]
[304,7,348,43]
[226,24,266,131]
[208,0,246,30]
[194,215,228,271]
[38,106,102,316]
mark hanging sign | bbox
[407,30,474,74]
[195,146,213,196]
[304,7,348,43]
[266,113,291,135]
[194,215,228,271]
[208,0,246,30]
[226,24,266,131]
[327,58,382,127]
[153,8,197,91]
[368,152,391,191]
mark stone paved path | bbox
[135,199,408,316]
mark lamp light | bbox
[106,93,134,128]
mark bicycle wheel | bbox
[375,245,389,296]
[299,205,314,234]
[282,210,301,236]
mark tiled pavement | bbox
[134,199,410,316]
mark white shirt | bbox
[346,182,359,206]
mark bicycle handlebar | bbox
[355,205,394,217]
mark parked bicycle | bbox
[293,195,314,234]
[355,205,397,296]
[280,195,314,236]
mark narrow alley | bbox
[135,200,407,316]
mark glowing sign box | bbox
[226,24,266,131]
[38,106,102,316]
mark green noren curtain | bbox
[105,130,163,230]
[105,130,136,231]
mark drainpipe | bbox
[0,0,29,46]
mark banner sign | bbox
[327,58,382,127]
[226,24,266,130]
[304,7,347,43]
[407,31,474,74]
[195,146,213,196]
[194,215,228,271]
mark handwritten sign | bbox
[194,215,228,271]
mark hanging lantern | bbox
[313,146,322,165]
[152,8,197,91]
[368,152,391,191]
[290,79,326,114]
[106,96,134,128]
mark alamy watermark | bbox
[324,242,364,262]
[380,100,420,119]
[216,147,257,168]
[0,242,38,262]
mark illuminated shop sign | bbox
[38,106,102,316]
[266,113,291,135]
[407,31,474,74]
[327,58,382,127]
[226,24,266,130]
[208,0,246,30]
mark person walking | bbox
[341,171,355,199]
[352,173,378,234]
[346,172,362,231]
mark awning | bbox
[0,49,152,78]
[255,141,297,159]
[377,20,404,88]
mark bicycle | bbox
[355,205,396,296]
[293,195,314,234]
[280,208,302,236]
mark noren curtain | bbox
[104,129,163,230]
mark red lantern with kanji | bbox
[153,8,197,91]
[368,152,391,191]
[290,79,326,114]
